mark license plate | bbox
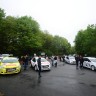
[43,66,48,68]
[7,68,16,72]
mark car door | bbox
[66,56,69,63]
[83,58,90,68]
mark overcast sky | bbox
[0,0,96,45]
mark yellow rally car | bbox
[0,57,21,74]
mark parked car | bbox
[0,57,21,74]
[65,56,76,65]
[83,57,96,71]
[0,56,3,61]
[30,57,51,71]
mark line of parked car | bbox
[0,55,51,75]
[64,55,96,71]
[1,54,96,75]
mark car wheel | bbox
[34,65,37,71]
[91,65,95,71]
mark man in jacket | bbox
[23,54,29,70]
[79,55,84,68]
[37,55,42,77]
[75,54,79,69]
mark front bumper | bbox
[0,67,21,74]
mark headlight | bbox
[17,65,21,68]
[0,65,5,68]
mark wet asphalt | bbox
[0,61,96,96]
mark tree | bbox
[75,24,96,56]
[0,8,72,56]
[0,8,5,21]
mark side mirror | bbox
[88,60,91,62]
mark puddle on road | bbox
[0,92,5,96]
[79,82,96,88]
[20,73,34,81]
[20,73,42,89]
[90,84,96,88]
[29,77,41,88]
[79,82,86,85]
[79,73,85,75]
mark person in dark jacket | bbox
[37,55,42,77]
[23,54,29,70]
[79,55,84,68]
[75,54,79,69]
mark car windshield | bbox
[2,58,18,63]
[90,58,96,62]
[41,58,47,62]
[69,57,74,59]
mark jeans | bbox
[23,62,28,70]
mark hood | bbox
[91,62,96,66]
[2,62,19,68]
[41,61,50,65]
[70,59,75,62]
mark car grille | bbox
[42,65,49,68]
[6,68,16,72]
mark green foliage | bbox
[75,24,96,56]
[51,35,71,55]
[0,8,71,56]
[0,8,5,21]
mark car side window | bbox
[66,57,69,59]
[33,58,36,62]
[84,58,90,62]
[84,58,86,61]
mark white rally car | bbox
[30,57,51,71]
[83,57,96,71]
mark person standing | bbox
[54,56,57,67]
[51,56,54,66]
[62,55,65,62]
[75,54,79,69]
[37,55,42,77]
[23,54,29,70]
[79,55,84,69]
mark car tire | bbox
[34,65,37,71]
[91,65,95,71]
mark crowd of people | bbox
[19,54,84,78]
[19,54,60,77]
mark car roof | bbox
[3,57,18,60]
[84,57,96,59]
[34,57,46,60]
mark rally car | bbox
[0,57,21,74]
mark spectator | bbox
[75,54,80,69]
[54,56,57,67]
[79,55,84,69]
[51,56,54,66]
[37,55,42,77]
[23,54,29,70]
